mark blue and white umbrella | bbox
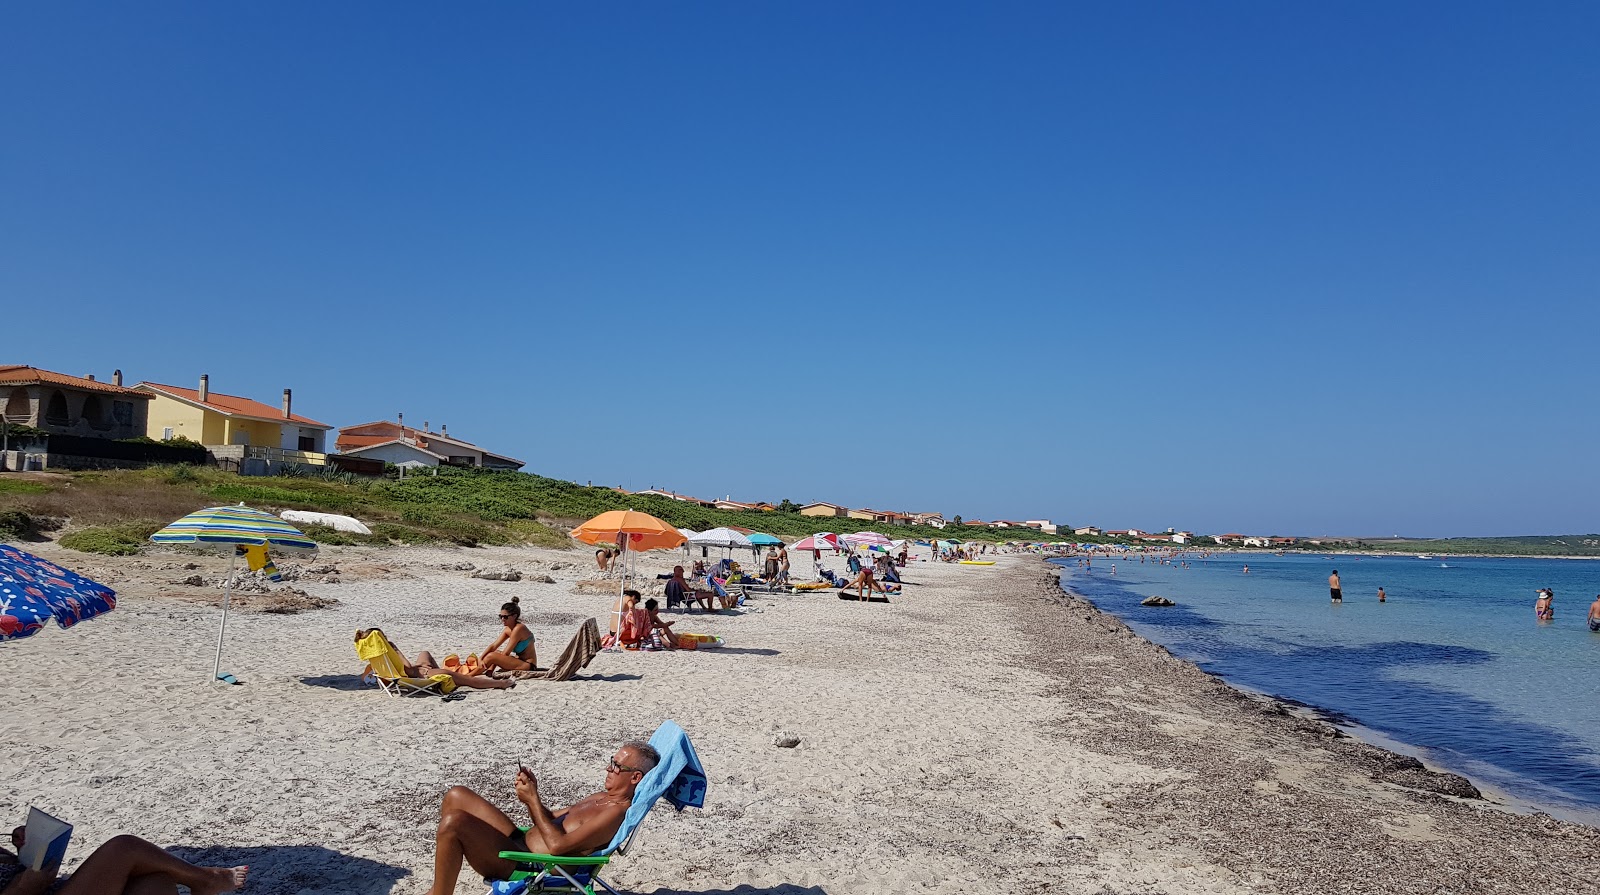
[0,544,117,642]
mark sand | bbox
[3,541,1598,895]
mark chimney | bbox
[86,374,95,381]
[440,423,447,436]
[423,420,429,433]
[282,388,292,419]
[112,369,122,386]
[199,374,209,402]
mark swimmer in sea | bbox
[1588,594,1600,632]
[1535,588,1554,622]
[1242,565,1249,574]
[1377,586,1386,603]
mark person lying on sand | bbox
[355,629,514,690]
[1,823,246,895]
[423,742,660,895]
[476,597,539,673]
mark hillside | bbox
[0,465,1023,554]
[1364,534,1600,557]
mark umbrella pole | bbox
[212,549,236,684]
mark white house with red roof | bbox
[336,418,524,470]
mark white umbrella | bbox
[689,528,753,548]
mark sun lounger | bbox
[490,720,706,895]
[354,629,455,698]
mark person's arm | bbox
[515,772,624,857]
[484,629,509,656]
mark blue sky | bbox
[4,3,1597,537]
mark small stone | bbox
[1140,595,1175,606]
[443,562,476,572]
[773,732,801,748]
[533,574,557,584]
[180,575,206,586]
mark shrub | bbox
[162,435,204,449]
[0,510,36,540]
[60,521,159,556]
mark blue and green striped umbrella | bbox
[151,504,318,552]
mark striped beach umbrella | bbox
[151,504,319,552]
[151,504,317,684]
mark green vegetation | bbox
[1365,535,1600,557]
[0,510,36,540]
[0,479,50,495]
[59,521,162,556]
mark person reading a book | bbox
[423,741,660,895]
[1,818,247,895]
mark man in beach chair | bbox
[419,723,705,895]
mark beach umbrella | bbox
[745,532,783,547]
[790,533,839,552]
[841,531,891,547]
[151,504,318,683]
[571,510,686,552]
[0,545,117,642]
[689,528,753,549]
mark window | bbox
[44,391,70,426]
[298,435,316,452]
[82,395,107,429]
[163,427,174,440]
[4,389,28,422]
[112,400,134,426]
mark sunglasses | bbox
[606,757,642,775]
[498,613,513,619]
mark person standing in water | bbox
[1242,564,1249,574]
[1587,594,1600,632]
[1329,570,1342,603]
[1377,586,1387,603]
[1535,588,1554,621]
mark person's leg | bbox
[426,786,523,895]
[442,669,515,690]
[55,835,246,895]
[478,652,533,673]
[414,650,439,669]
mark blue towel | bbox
[603,720,707,853]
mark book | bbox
[18,807,71,872]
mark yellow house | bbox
[800,502,849,518]
[135,375,333,453]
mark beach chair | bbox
[354,628,453,698]
[489,720,706,895]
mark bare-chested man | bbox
[1329,570,1342,602]
[424,741,659,895]
[1587,594,1600,632]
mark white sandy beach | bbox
[3,542,1599,895]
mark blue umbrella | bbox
[0,544,117,642]
[745,532,783,547]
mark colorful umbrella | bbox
[745,532,783,547]
[790,533,839,552]
[841,531,892,547]
[0,545,117,642]
[151,504,318,683]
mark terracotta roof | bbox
[0,365,149,398]
[136,382,331,428]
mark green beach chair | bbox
[489,720,706,895]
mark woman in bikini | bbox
[355,629,514,690]
[478,596,538,673]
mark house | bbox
[136,376,333,457]
[1103,530,1135,538]
[1074,526,1101,536]
[963,520,988,527]
[1268,537,1299,546]
[337,419,524,470]
[800,502,849,518]
[1242,537,1270,547]
[628,488,716,507]
[1024,520,1058,535]
[908,512,946,529]
[852,508,911,525]
[0,365,150,440]
[846,508,876,521]
[1212,533,1246,545]
[1171,532,1191,545]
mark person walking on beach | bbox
[1588,594,1600,632]
[1377,586,1387,603]
[1328,570,1342,603]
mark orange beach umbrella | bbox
[570,510,686,552]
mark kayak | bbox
[958,560,996,565]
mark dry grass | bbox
[5,473,210,527]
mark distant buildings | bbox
[0,365,149,440]
[337,419,524,470]
[800,502,849,518]
[137,376,332,455]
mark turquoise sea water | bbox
[1053,553,1600,823]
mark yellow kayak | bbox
[958,560,996,565]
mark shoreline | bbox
[4,543,1600,893]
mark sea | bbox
[1052,552,1600,824]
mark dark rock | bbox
[1140,596,1175,607]
[773,732,801,748]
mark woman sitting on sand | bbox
[1,822,247,895]
[618,590,652,648]
[476,597,538,673]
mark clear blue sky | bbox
[5,3,1597,537]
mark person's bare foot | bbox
[192,865,248,895]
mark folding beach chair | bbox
[489,720,707,895]
[354,628,453,698]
